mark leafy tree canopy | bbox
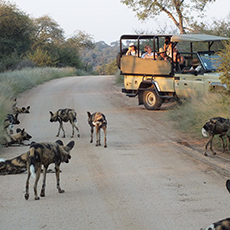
[120,0,216,34]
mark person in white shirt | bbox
[141,46,157,59]
[126,42,140,56]
[183,59,202,74]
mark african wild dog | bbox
[13,106,30,114]
[24,140,75,200]
[4,128,32,146]
[200,180,230,230]
[202,117,230,156]
[4,113,20,134]
[50,109,80,138]
[12,97,30,114]
[0,152,28,175]
[87,111,107,148]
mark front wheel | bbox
[142,89,162,110]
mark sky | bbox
[13,0,230,45]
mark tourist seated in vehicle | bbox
[182,59,202,74]
[141,46,158,59]
[126,42,141,56]
[173,49,185,71]
[163,36,173,58]
[157,48,172,62]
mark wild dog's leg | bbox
[102,126,107,148]
[227,135,230,151]
[40,166,48,197]
[57,121,65,138]
[34,166,42,200]
[25,169,31,200]
[72,122,80,138]
[204,135,213,156]
[70,121,80,138]
[209,135,216,155]
[55,165,65,193]
[90,126,94,143]
[95,125,100,146]
[219,134,226,151]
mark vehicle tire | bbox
[143,89,162,110]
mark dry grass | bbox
[167,92,230,138]
[0,67,87,144]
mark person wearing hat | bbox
[157,48,172,62]
[182,58,202,74]
[126,42,140,56]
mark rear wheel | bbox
[143,89,162,110]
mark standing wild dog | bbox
[25,140,75,200]
[87,111,107,148]
[50,108,80,138]
[4,128,32,146]
[4,113,20,134]
[200,180,230,230]
[0,152,28,175]
[202,117,230,156]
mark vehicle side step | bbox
[126,93,136,97]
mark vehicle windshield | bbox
[198,52,220,71]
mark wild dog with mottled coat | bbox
[13,106,30,114]
[87,111,107,148]
[11,97,30,114]
[201,180,230,230]
[4,128,32,146]
[4,113,20,134]
[50,108,80,138]
[0,152,28,175]
[24,140,75,200]
[202,117,230,156]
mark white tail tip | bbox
[30,165,36,178]
[202,128,208,137]
[0,158,5,162]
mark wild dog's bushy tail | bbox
[29,156,36,178]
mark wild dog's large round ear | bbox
[65,141,75,151]
[16,128,21,133]
[27,106,30,109]
[226,180,230,193]
[55,140,64,146]
[87,111,91,118]
[50,111,53,116]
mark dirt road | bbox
[1,75,230,230]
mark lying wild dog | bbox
[13,106,30,114]
[202,117,230,156]
[87,111,107,148]
[25,140,75,200]
[0,152,28,175]
[50,108,80,138]
[3,128,32,146]
[3,113,20,134]
[200,180,230,230]
[11,97,30,114]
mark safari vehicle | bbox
[117,34,229,110]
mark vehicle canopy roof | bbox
[120,34,229,42]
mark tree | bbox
[32,15,65,49]
[0,0,34,70]
[120,0,216,34]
